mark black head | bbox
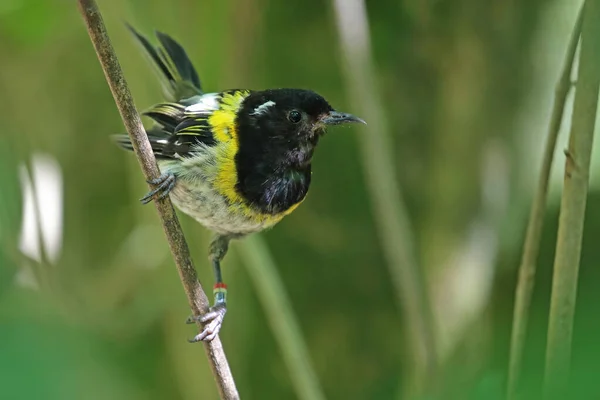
[235,88,364,215]
[238,88,364,148]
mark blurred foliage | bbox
[0,138,21,297]
[1,0,599,399]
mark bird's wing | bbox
[115,93,221,160]
[145,102,217,159]
[160,95,220,158]
[129,91,249,159]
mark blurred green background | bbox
[1,0,599,399]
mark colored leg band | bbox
[213,282,227,304]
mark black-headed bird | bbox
[113,26,365,342]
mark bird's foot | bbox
[186,302,227,342]
[140,173,176,204]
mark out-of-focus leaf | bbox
[0,136,21,297]
[0,0,62,46]
[0,299,142,400]
[470,372,504,400]
[0,247,17,297]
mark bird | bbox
[113,25,365,342]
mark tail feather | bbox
[126,23,174,86]
[155,31,201,91]
[126,23,202,101]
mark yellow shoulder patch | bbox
[208,91,250,207]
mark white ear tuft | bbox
[250,100,276,116]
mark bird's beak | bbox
[321,111,366,126]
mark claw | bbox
[140,173,176,204]
[187,303,227,343]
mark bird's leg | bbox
[187,235,231,342]
[140,172,176,204]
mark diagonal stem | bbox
[76,1,239,398]
[506,7,583,400]
[544,0,600,398]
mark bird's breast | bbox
[158,155,299,236]
[168,181,283,236]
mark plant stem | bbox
[237,236,326,400]
[331,0,438,396]
[544,0,600,397]
[506,7,582,400]
[77,1,239,398]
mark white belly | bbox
[168,182,271,236]
[158,148,281,236]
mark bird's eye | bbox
[288,110,302,123]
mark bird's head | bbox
[238,88,365,149]
[233,89,364,212]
